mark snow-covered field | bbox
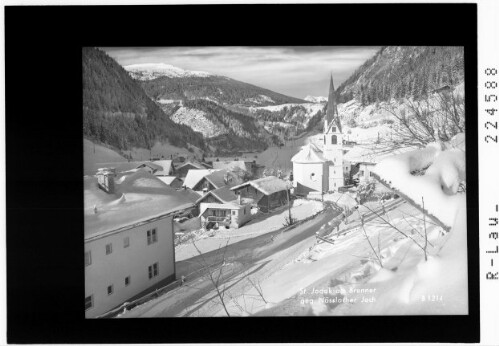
[374,134,466,227]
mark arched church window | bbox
[331,135,337,145]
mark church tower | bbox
[323,74,344,191]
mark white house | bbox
[292,74,345,194]
[199,202,252,229]
[343,144,418,185]
[84,169,194,318]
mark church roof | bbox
[291,143,326,163]
[325,74,342,134]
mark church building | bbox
[292,74,345,195]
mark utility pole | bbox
[287,188,292,223]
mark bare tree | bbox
[192,240,232,316]
[383,91,465,148]
[358,210,383,268]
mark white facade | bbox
[323,121,344,190]
[292,161,328,194]
[85,215,175,318]
[356,163,376,184]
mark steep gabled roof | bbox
[136,161,163,172]
[231,176,290,196]
[176,161,206,170]
[156,175,181,186]
[182,169,214,189]
[196,186,238,204]
[203,169,242,189]
[151,160,174,175]
[92,161,147,175]
[291,143,326,164]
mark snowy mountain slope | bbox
[304,95,327,103]
[125,63,214,80]
[248,102,325,135]
[127,64,306,107]
[170,107,229,138]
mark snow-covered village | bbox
[83,46,467,318]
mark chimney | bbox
[97,167,116,194]
[237,194,241,205]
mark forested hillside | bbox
[336,46,465,105]
[82,47,205,151]
[127,65,306,107]
[179,99,280,154]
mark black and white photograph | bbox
[83,45,468,318]
[6,2,487,344]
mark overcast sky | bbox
[102,46,380,99]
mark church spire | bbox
[325,73,342,133]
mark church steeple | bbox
[325,74,342,134]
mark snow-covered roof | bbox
[199,202,243,216]
[176,161,207,170]
[291,143,326,164]
[231,176,290,195]
[136,161,163,172]
[151,160,173,174]
[92,161,148,175]
[182,169,215,189]
[85,170,195,240]
[204,169,242,189]
[196,186,238,204]
[156,175,180,186]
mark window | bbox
[370,171,373,177]
[84,251,91,266]
[107,285,113,295]
[124,237,130,248]
[331,135,337,145]
[323,135,326,143]
[148,263,159,279]
[231,210,237,215]
[332,126,336,133]
[334,183,336,187]
[105,243,112,255]
[85,295,93,311]
[147,229,157,245]
[360,170,364,177]
[125,276,130,286]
